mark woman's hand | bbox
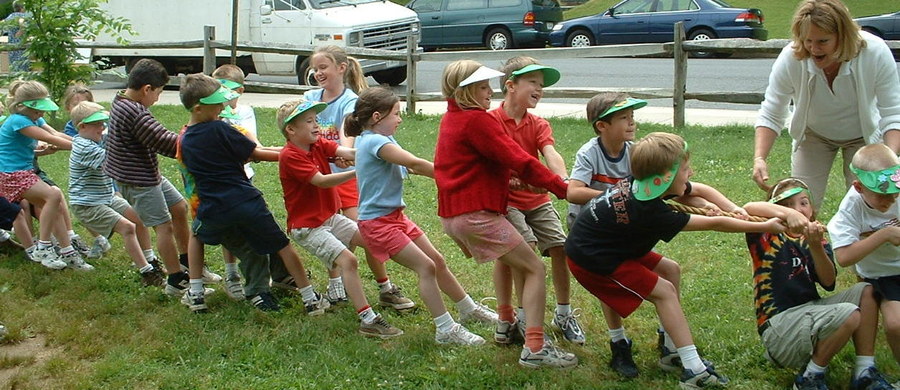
[752,157,771,192]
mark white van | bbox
[94,0,420,85]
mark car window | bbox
[491,0,522,7]
[531,0,559,7]
[272,0,306,10]
[411,0,442,12]
[708,0,732,7]
[614,0,655,15]
[446,0,486,10]
[655,0,698,11]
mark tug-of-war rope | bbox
[666,202,768,222]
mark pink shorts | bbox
[358,208,424,263]
[568,252,662,318]
[0,170,39,203]
[441,210,524,263]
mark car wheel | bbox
[371,66,407,86]
[566,30,594,47]
[295,56,316,86]
[688,29,716,59]
[485,28,513,50]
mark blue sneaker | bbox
[794,372,828,390]
[850,367,894,390]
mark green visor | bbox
[632,141,689,201]
[850,164,900,194]
[80,110,109,125]
[594,98,647,124]
[218,79,243,90]
[219,105,240,120]
[509,64,561,87]
[198,86,240,105]
[283,101,327,124]
[22,97,60,112]
[769,187,806,203]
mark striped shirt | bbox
[69,135,115,206]
[103,91,177,186]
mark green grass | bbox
[0,104,892,389]
[563,0,899,39]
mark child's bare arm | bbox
[378,143,434,178]
[683,214,785,234]
[567,179,603,205]
[540,144,568,178]
[250,147,279,162]
[834,226,900,267]
[743,201,808,234]
[309,170,356,188]
[335,146,355,161]
[806,221,836,288]
[676,182,745,215]
[20,126,72,150]
[41,123,73,141]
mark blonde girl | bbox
[303,45,412,310]
[0,80,87,270]
[433,59,576,368]
[62,83,94,137]
[347,87,497,345]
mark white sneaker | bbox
[435,323,486,346]
[460,302,499,325]
[61,251,95,271]
[202,267,223,283]
[519,342,578,369]
[32,247,66,270]
[70,236,92,257]
[224,274,245,301]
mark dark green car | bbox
[408,0,563,50]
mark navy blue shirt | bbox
[179,120,260,221]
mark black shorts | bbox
[865,275,900,301]
[0,196,21,230]
[192,196,288,256]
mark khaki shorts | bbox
[290,214,357,269]
[761,282,868,369]
[72,196,132,238]
[116,177,184,227]
[506,202,566,255]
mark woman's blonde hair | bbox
[441,60,488,110]
[310,45,367,94]
[791,0,865,62]
[8,80,50,114]
[631,132,689,181]
[63,83,94,112]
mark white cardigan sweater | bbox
[756,31,900,147]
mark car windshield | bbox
[309,0,382,9]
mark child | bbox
[745,177,889,389]
[178,74,326,314]
[303,45,413,311]
[104,58,208,295]
[565,132,784,387]
[490,57,585,345]
[0,80,85,270]
[68,101,164,286]
[829,143,900,379]
[435,59,576,368]
[348,87,498,344]
[277,97,401,337]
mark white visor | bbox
[458,66,505,87]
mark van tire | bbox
[372,67,407,86]
[485,27,513,50]
[295,56,316,86]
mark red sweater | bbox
[434,100,567,218]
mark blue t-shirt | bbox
[179,120,260,221]
[0,113,45,172]
[63,120,78,137]
[302,88,357,173]
[356,131,407,220]
[69,135,115,206]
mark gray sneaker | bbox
[680,367,729,389]
[180,290,208,313]
[552,309,586,344]
[224,274,245,301]
[379,284,415,310]
[460,302,498,325]
[32,246,66,270]
[494,320,524,345]
[61,251,95,271]
[519,342,578,369]
[435,323,485,346]
[303,292,331,316]
[359,314,404,339]
[70,236,92,257]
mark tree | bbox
[2,0,132,102]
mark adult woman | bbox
[751,0,900,206]
[3,1,29,72]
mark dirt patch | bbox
[0,334,61,388]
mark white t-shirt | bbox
[828,188,900,278]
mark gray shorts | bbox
[290,214,357,269]
[761,282,868,369]
[116,177,184,227]
[506,202,566,255]
[72,196,132,238]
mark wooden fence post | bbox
[673,22,686,128]
[406,31,418,115]
[203,25,216,75]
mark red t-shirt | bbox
[279,138,341,230]
[489,104,555,210]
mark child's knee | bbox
[116,219,136,236]
[656,258,681,281]
[335,251,358,271]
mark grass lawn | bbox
[563,0,899,40]
[0,104,893,389]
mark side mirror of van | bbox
[260,4,273,15]
[607,7,615,17]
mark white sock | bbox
[358,307,377,323]
[95,235,109,246]
[299,285,316,302]
[608,327,626,343]
[143,249,156,261]
[377,279,393,293]
[329,276,344,291]
[189,278,205,294]
[224,262,239,278]
[139,264,154,273]
[59,245,75,256]
[455,294,477,314]
[677,345,706,374]
[805,360,827,377]
[67,230,77,239]
[556,303,571,317]
[854,356,874,378]
[37,240,52,250]
[434,311,455,333]
[516,307,526,323]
